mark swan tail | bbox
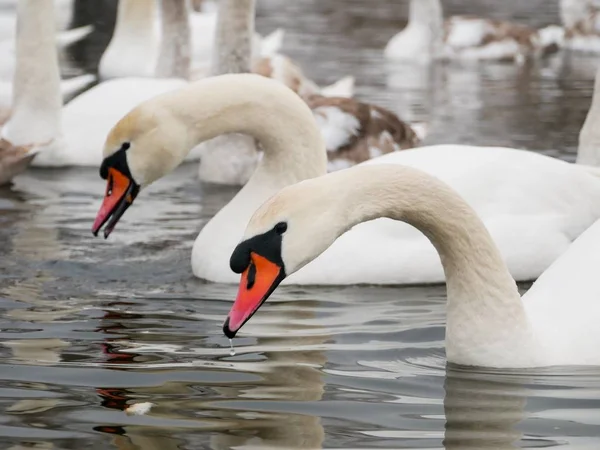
[538,25,565,53]
[56,25,94,48]
[260,28,285,57]
[410,122,429,142]
[320,76,355,98]
[60,74,96,99]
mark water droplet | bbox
[228,339,236,356]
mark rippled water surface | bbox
[1,0,600,448]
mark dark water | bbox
[1,0,600,448]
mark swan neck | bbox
[211,0,255,75]
[156,0,191,79]
[577,66,600,166]
[159,75,326,184]
[114,0,156,32]
[334,166,533,365]
[2,0,62,146]
[99,0,158,79]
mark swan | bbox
[385,0,564,63]
[91,74,600,287]
[195,0,422,185]
[221,164,600,368]
[559,0,600,53]
[0,0,64,184]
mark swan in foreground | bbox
[196,0,422,185]
[560,0,600,53]
[221,164,600,368]
[91,74,600,286]
[385,0,563,63]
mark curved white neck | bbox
[156,0,191,79]
[161,75,326,280]
[319,165,538,366]
[156,74,326,185]
[578,65,600,166]
[211,0,255,75]
[2,0,61,146]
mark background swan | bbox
[385,0,563,63]
[98,0,160,80]
[0,0,63,184]
[91,74,600,287]
[222,164,600,368]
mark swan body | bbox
[385,0,563,62]
[523,217,600,365]
[92,74,600,289]
[201,145,600,285]
[307,95,424,171]
[225,164,600,368]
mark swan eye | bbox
[121,142,131,151]
[274,222,287,235]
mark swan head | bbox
[91,105,188,238]
[223,177,345,337]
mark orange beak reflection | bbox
[223,252,285,338]
[92,167,139,238]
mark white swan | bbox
[91,74,600,287]
[221,164,600,368]
[560,0,600,53]
[385,0,563,63]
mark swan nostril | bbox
[246,261,256,289]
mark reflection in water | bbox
[443,371,527,450]
[86,301,327,449]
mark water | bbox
[1,0,600,448]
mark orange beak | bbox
[223,252,285,338]
[92,168,139,238]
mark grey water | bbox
[1,0,599,448]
